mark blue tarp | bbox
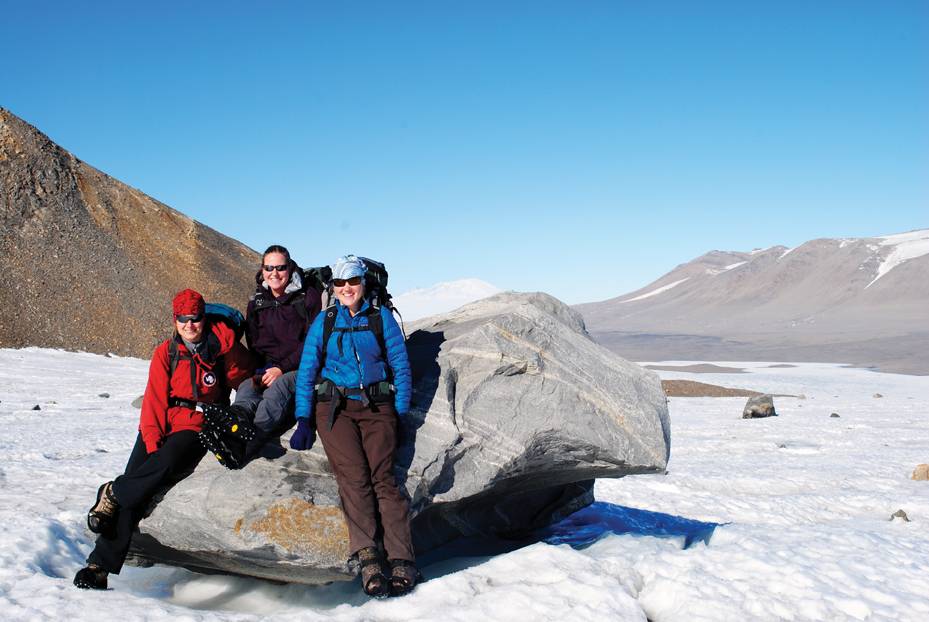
[538,502,721,550]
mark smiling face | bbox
[262,251,290,296]
[175,315,205,343]
[335,278,365,314]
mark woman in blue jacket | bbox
[290,255,417,597]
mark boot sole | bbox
[87,483,115,534]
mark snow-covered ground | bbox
[1,349,927,621]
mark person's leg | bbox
[109,430,205,509]
[232,376,263,419]
[123,432,149,473]
[357,403,415,562]
[86,431,206,574]
[315,401,379,555]
[253,370,297,436]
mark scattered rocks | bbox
[890,509,910,522]
[742,394,777,418]
[912,464,929,481]
[131,395,144,409]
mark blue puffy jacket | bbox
[295,300,411,420]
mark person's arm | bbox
[223,340,255,391]
[381,308,412,415]
[139,342,171,453]
[244,299,260,354]
[279,287,323,373]
[294,312,326,420]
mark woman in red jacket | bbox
[73,289,252,590]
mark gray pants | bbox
[234,370,298,437]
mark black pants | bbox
[87,430,206,573]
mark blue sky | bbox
[2,1,926,303]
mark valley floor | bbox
[1,349,927,621]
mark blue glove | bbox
[289,418,316,450]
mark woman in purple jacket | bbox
[233,245,321,450]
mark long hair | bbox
[262,244,291,266]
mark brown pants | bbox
[316,398,414,561]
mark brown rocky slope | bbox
[0,108,259,358]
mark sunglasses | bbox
[175,313,204,324]
[332,276,362,287]
[263,264,289,272]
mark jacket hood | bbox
[209,319,240,355]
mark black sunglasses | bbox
[263,264,289,272]
[176,313,204,324]
[332,276,362,287]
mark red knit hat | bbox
[173,289,205,317]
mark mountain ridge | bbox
[577,229,929,374]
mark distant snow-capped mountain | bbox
[576,229,929,374]
[393,278,502,322]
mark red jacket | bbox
[139,321,253,453]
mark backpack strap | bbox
[320,304,385,363]
[168,334,229,403]
[169,338,200,401]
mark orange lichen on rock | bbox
[245,499,350,559]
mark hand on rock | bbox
[289,418,315,451]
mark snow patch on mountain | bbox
[707,261,747,275]
[619,278,689,303]
[392,278,502,321]
[865,228,929,288]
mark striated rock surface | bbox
[129,292,671,584]
[0,108,258,357]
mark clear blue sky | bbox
[2,1,927,303]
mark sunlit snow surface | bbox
[2,349,928,621]
[866,228,929,288]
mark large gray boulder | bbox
[128,292,670,584]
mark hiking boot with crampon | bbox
[357,546,389,598]
[87,481,119,534]
[73,564,108,590]
[388,558,422,597]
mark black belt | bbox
[315,379,395,430]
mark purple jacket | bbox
[245,266,322,373]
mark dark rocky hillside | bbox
[0,108,259,358]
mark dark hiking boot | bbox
[388,558,422,597]
[73,564,108,590]
[357,546,389,598]
[87,481,119,534]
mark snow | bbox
[2,349,929,621]
[391,278,501,321]
[866,229,929,288]
[618,278,689,303]
[706,261,746,275]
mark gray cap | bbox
[331,255,366,280]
